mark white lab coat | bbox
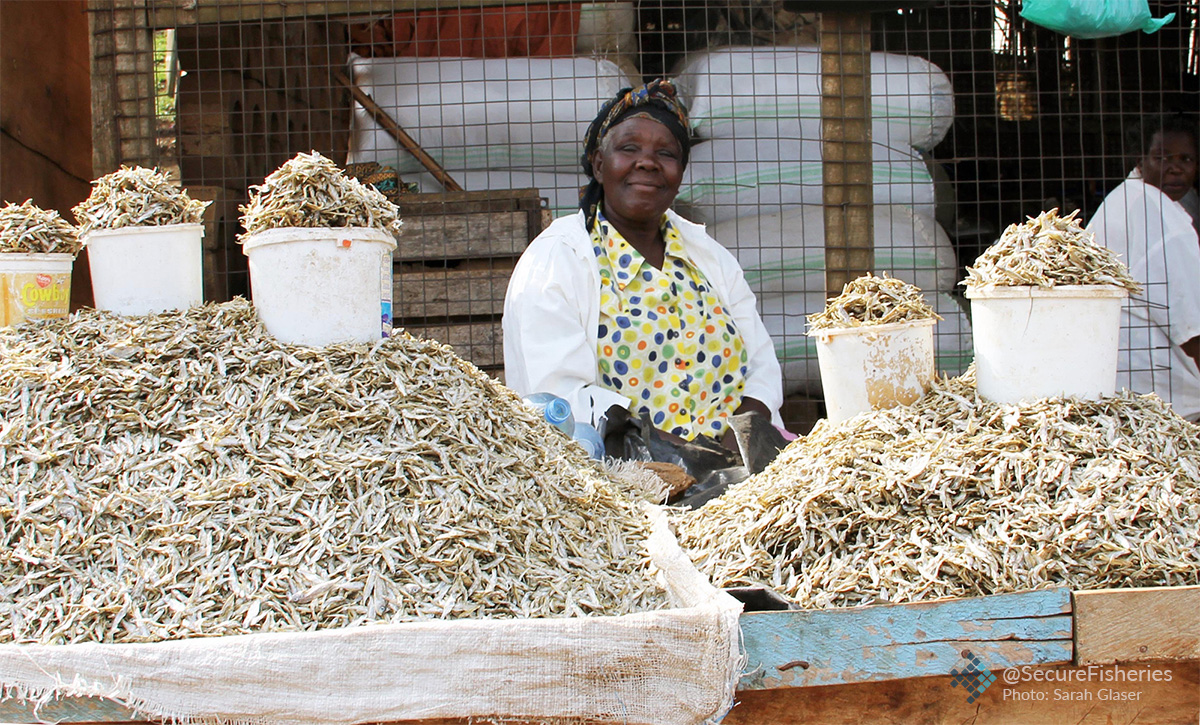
[1087,175,1200,421]
[503,209,784,430]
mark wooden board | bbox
[398,189,543,215]
[394,260,515,319]
[147,0,553,28]
[0,0,93,184]
[724,659,1199,725]
[1074,586,1200,666]
[399,320,503,369]
[0,695,137,723]
[396,212,532,263]
[739,588,1073,690]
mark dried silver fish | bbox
[807,274,940,331]
[677,370,1200,608]
[72,166,211,237]
[0,200,82,255]
[239,152,403,241]
[965,208,1141,292]
[0,300,667,645]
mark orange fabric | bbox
[350,4,581,59]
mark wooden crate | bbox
[392,189,544,378]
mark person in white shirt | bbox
[502,80,785,451]
[1086,114,1199,421]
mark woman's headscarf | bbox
[579,79,691,230]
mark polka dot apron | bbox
[592,212,750,440]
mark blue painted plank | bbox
[0,696,138,723]
[738,588,1074,689]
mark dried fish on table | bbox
[675,371,1200,609]
[964,207,1141,291]
[807,274,941,331]
[0,200,82,255]
[239,151,403,240]
[0,300,668,645]
[72,166,211,237]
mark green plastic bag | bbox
[1020,0,1174,39]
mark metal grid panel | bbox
[85,0,1199,430]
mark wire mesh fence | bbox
[85,0,1199,430]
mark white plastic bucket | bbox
[0,253,74,326]
[84,223,204,315]
[242,227,396,346]
[811,318,936,424]
[965,284,1127,404]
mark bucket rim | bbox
[806,316,937,339]
[242,226,398,252]
[0,251,76,262]
[82,223,205,242]
[964,283,1128,300]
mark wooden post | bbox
[88,0,159,174]
[820,11,873,298]
[88,0,119,176]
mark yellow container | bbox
[0,253,74,327]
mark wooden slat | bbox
[396,212,531,263]
[145,0,554,28]
[739,588,1073,689]
[398,189,543,214]
[394,260,515,319]
[399,320,502,369]
[1074,586,1200,666]
[725,660,1199,725]
[0,695,138,723]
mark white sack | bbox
[673,46,955,151]
[676,138,937,224]
[348,54,636,175]
[0,506,742,725]
[709,205,972,395]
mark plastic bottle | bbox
[571,422,606,460]
[523,392,575,436]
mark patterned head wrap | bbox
[579,79,691,230]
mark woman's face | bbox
[1138,130,1198,202]
[592,117,684,228]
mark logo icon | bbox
[35,274,52,288]
[950,649,997,703]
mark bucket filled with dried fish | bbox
[964,208,1141,404]
[0,200,81,326]
[74,166,210,315]
[240,152,402,346]
[807,274,940,423]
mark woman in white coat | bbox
[502,79,785,451]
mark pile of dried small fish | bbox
[676,372,1200,608]
[807,274,940,330]
[239,152,403,240]
[72,166,211,237]
[0,200,82,255]
[964,208,1141,291]
[0,300,667,645]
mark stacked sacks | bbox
[346,54,638,214]
[671,46,968,396]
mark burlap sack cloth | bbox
[0,505,743,725]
